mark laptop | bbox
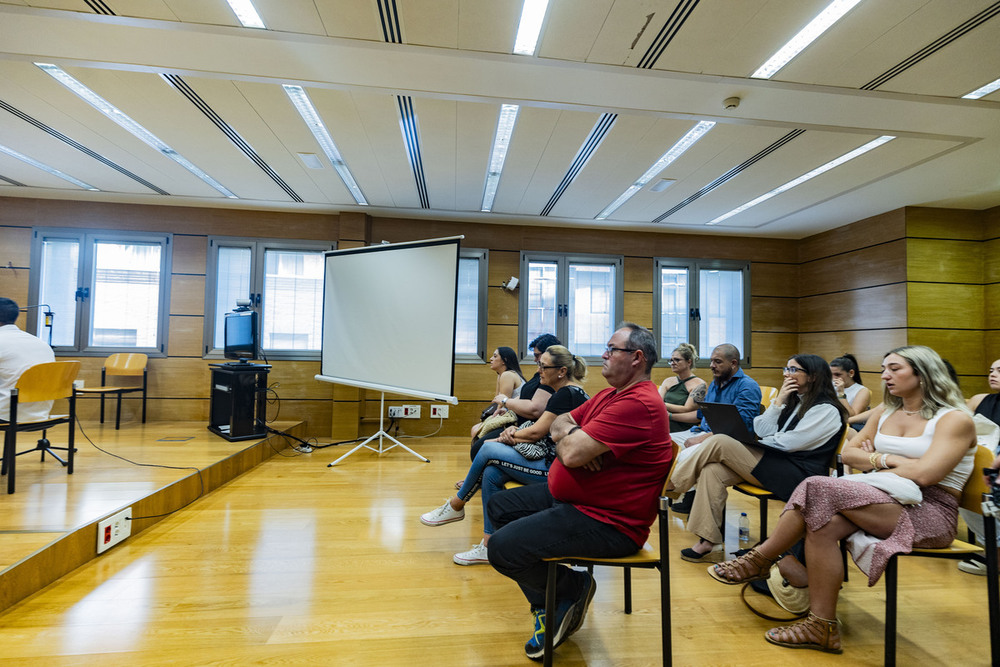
[696,401,761,446]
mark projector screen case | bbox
[315,236,462,405]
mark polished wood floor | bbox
[0,432,993,665]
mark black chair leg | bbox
[759,498,769,539]
[543,561,558,667]
[99,393,106,424]
[985,510,1000,665]
[115,392,123,430]
[884,556,897,667]
[624,566,632,614]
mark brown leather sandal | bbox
[764,612,843,654]
[707,547,777,585]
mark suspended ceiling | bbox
[0,0,998,238]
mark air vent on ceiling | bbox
[377,0,404,44]
[397,96,430,209]
[636,0,700,69]
[541,113,618,217]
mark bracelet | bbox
[501,397,508,406]
[869,451,880,470]
[838,393,847,399]
[880,453,889,470]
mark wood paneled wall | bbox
[1,196,997,439]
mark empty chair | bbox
[76,353,148,429]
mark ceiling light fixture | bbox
[481,104,520,212]
[962,76,1000,99]
[596,120,715,220]
[707,135,895,225]
[513,0,550,55]
[225,0,265,29]
[283,84,368,205]
[751,0,863,79]
[35,63,237,198]
[0,142,98,191]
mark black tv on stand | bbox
[223,309,259,364]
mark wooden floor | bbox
[0,432,994,665]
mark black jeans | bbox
[487,483,638,608]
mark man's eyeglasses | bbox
[783,366,805,374]
[605,346,638,356]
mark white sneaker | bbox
[454,540,489,565]
[420,499,465,526]
[958,558,988,575]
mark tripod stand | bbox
[328,392,429,466]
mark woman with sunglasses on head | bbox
[708,345,975,654]
[665,354,847,563]
[421,345,589,565]
[659,343,708,433]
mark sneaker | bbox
[453,540,489,565]
[958,558,988,575]
[420,499,465,526]
[524,598,577,661]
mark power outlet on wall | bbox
[430,405,449,419]
[402,405,421,418]
[388,406,404,418]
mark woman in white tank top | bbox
[706,345,976,655]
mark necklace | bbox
[901,407,921,415]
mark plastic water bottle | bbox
[738,512,750,543]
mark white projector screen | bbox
[315,237,461,404]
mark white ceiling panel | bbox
[0,1,995,238]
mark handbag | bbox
[509,420,553,461]
[741,565,809,622]
[840,471,923,505]
[476,408,517,438]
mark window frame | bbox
[27,228,173,357]
[454,247,489,363]
[653,257,751,367]
[204,236,335,362]
[518,251,624,363]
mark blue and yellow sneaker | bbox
[524,599,578,661]
[524,608,546,660]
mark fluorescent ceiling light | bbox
[513,0,549,55]
[282,85,368,205]
[751,0,863,79]
[708,135,895,225]
[596,120,715,220]
[226,0,265,28]
[481,104,520,212]
[962,76,1000,99]
[0,142,98,191]
[36,63,237,198]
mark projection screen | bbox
[315,237,461,404]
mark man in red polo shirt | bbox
[487,323,673,660]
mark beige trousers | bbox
[669,434,765,544]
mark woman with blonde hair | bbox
[708,345,976,654]
[659,342,707,432]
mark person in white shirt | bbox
[0,298,56,422]
[666,354,847,562]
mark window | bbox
[654,258,750,364]
[205,238,334,361]
[28,229,172,355]
[455,249,488,360]
[520,253,623,359]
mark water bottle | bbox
[738,512,750,543]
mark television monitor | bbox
[224,310,259,362]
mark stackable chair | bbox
[75,353,147,429]
[0,360,80,494]
[758,386,779,410]
[881,445,999,666]
[541,441,679,666]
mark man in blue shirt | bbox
[669,344,761,512]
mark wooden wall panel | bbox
[266,361,328,398]
[487,250,519,287]
[167,315,203,357]
[799,283,906,332]
[624,256,653,292]
[0,270,29,310]
[907,239,982,284]
[624,291,652,330]
[750,332,798,368]
[797,329,907,372]
[751,297,796,332]
[905,329,985,375]
[798,209,906,262]
[987,283,1000,330]
[751,262,798,298]
[171,234,206,275]
[454,364,498,401]
[905,207,985,240]
[798,240,906,297]
[487,287,519,326]
[907,284,984,330]
[0,226,31,267]
[169,275,205,316]
[486,323,519,358]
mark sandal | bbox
[765,612,842,654]
[708,547,777,585]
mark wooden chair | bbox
[76,353,148,429]
[882,445,1000,666]
[731,426,850,540]
[541,442,679,666]
[0,360,81,494]
[759,385,778,410]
